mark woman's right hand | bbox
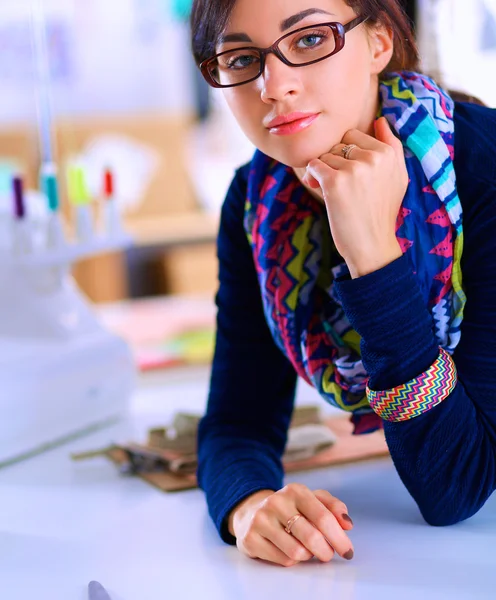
[228,483,355,567]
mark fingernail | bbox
[343,549,354,561]
[342,513,354,526]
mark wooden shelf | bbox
[125,212,219,248]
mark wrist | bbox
[228,489,275,537]
[348,242,403,279]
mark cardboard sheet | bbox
[88,415,389,493]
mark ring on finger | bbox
[282,513,336,562]
[285,514,302,535]
[341,144,359,160]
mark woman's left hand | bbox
[302,117,409,279]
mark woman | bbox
[190,0,496,567]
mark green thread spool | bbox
[67,164,90,206]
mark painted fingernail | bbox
[342,513,354,526]
[343,549,354,561]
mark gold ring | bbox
[285,514,302,535]
[341,144,359,160]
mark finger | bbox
[341,120,402,154]
[304,158,336,192]
[313,490,354,531]
[305,153,355,192]
[294,487,354,560]
[374,116,404,158]
[255,537,300,568]
[341,127,384,151]
[262,519,315,563]
[326,143,368,162]
[301,170,322,189]
[305,156,346,190]
[287,515,336,563]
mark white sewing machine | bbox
[0,214,136,466]
[0,0,136,467]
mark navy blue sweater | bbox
[197,102,496,545]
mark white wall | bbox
[418,0,496,106]
[0,0,196,124]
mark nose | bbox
[259,53,301,104]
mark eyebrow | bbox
[219,8,335,44]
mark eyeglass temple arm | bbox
[343,15,370,32]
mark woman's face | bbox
[218,0,393,168]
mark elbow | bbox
[395,445,496,528]
[418,496,489,528]
[421,510,467,528]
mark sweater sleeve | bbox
[332,102,496,526]
[197,164,298,545]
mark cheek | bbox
[319,52,372,110]
[224,92,258,129]
[332,52,370,92]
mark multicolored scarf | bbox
[244,71,466,434]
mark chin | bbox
[258,131,336,169]
[264,143,329,169]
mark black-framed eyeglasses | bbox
[200,15,369,89]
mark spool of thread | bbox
[40,163,60,212]
[102,168,123,236]
[11,175,32,254]
[67,164,93,241]
[12,176,26,220]
[103,167,114,199]
[67,164,90,206]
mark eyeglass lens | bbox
[208,24,337,86]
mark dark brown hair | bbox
[190,0,420,74]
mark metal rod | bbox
[30,0,55,165]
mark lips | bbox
[266,112,321,136]
[266,112,319,129]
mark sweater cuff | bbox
[333,254,439,390]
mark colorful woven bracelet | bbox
[366,347,457,422]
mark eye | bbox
[226,54,258,69]
[227,54,254,69]
[298,34,323,48]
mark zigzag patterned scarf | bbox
[244,71,466,434]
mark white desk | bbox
[1,367,495,600]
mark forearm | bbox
[199,325,297,545]
[334,254,496,523]
[335,254,439,392]
[197,416,285,545]
[201,163,299,544]
[384,382,496,525]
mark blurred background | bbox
[0,0,495,451]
